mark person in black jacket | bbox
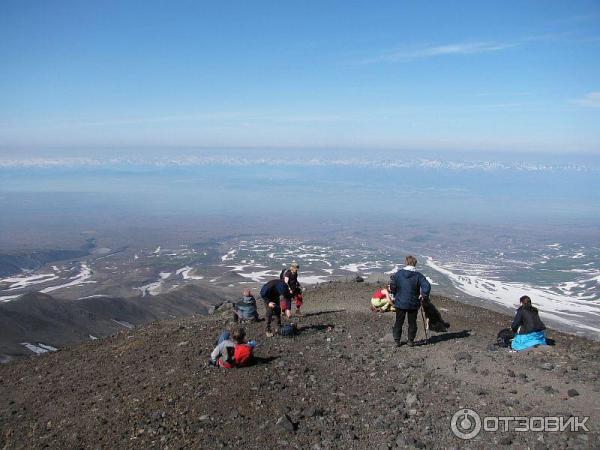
[510,295,547,350]
[389,255,431,347]
[260,279,292,337]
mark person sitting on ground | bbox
[210,327,256,368]
[389,255,431,347]
[233,288,259,322]
[510,295,547,351]
[280,262,303,317]
[260,278,292,337]
[370,285,395,312]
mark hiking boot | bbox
[407,341,415,347]
[395,341,402,348]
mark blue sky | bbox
[1,0,599,154]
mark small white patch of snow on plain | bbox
[40,263,94,293]
[112,319,134,329]
[21,343,58,354]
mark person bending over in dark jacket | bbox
[389,255,431,347]
[260,279,292,337]
[510,295,547,351]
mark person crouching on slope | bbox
[389,255,431,347]
[260,279,292,337]
[511,296,547,351]
[210,327,256,368]
[370,285,395,312]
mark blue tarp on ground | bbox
[511,330,547,351]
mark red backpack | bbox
[233,344,253,367]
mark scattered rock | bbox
[276,415,296,433]
[454,352,472,362]
[502,397,519,407]
[151,411,165,421]
[540,363,554,371]
[405,392,418,408]
[567,389,580,397]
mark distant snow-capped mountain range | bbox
[0,155,597,172]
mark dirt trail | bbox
[0,282,598,449]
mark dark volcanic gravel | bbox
[0,282,598,449]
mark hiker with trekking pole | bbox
[389,255,432,347]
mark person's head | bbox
[405,255,418,267]
[290,261,299,273]
[242,288,252,297]
[231,327,246,343]
[519,295,532,309]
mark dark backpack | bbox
[281,323,297,337]
[280,269,286,280]
[496,328,515,348]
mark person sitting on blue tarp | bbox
[511,295,547,351]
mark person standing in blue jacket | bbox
[389,255,431,347]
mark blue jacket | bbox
[260,279,290,302]
[390,267,431,310]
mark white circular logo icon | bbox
[451,408,482,439]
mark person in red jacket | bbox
[370,286,394,312]
[210,327,256,368]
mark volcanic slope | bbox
[0,282,598,449]
[0,284,228,360]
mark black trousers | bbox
[393,309,418,343]
[264,300,281,331]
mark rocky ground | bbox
[0,281,598,449]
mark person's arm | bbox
[210,342,224,362]
[419,274,431,299]
[382,288,392,303]
[511,310,522,333]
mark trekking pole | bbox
[420,304,429,343]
